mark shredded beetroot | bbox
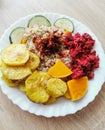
[63,33,99,79]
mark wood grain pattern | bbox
[0,0,105,130]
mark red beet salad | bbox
[63,33,99,79]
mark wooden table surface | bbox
[0,0,105,130]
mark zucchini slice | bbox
[28,15,51,27]
[54,18,74,32]
[9,27,25,44]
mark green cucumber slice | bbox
[54,18,74,32]
[9,27,25,44]
[28,15,51,27]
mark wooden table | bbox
[0,0,105,129]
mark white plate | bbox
[0,13,105,117]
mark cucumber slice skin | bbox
[54,18,74,32]
[28,15,51,27]
[9,27,25,44]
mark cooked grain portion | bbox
[23,25,72,71]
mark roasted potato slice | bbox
[25,71,50,89]
[19,82,26,92]
[1,61,31,80]
[25,71,50,103]
[1,44,29,66]
[44,96,56,104]
[2,74,16,87]
[27,87,49,103]
[46,78,67,98]
[25,71,39,89]
[27,52,40,71]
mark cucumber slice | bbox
[28,15,51,27]
[9,27,25,44]
[54,18,74,32]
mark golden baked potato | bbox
[19,82,26,92]
[27,87,49,103]
[25,71,50,103]
[1,61,32,80]
[25,71,50,88]
[27,52,40,71]
[46,78,67,98]
[44,96,56,104]
[2,74,16,87]
[1,44,29,66]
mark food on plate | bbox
[54,18,74,32]
[0,15,100,104]
[25,71,50,103]
[23,25,72,72]
[44,96,56,104]
[9,27,25,44]
[63,33,99,79]
[1,61,31,80]
[64,88,71,99]
[26,71,67,103]
[1,44,29,66]
[19,83,26,92]
[1,74,16,87]
[27,52,40,71]
[25,71,50,89]
[27,87,49,103]
[28,15,51,27]
[67,76,88,101]
[46,78,67,98]
[47,60,72,78]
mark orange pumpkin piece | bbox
[67,76,88,101]
[47,60,72,78]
